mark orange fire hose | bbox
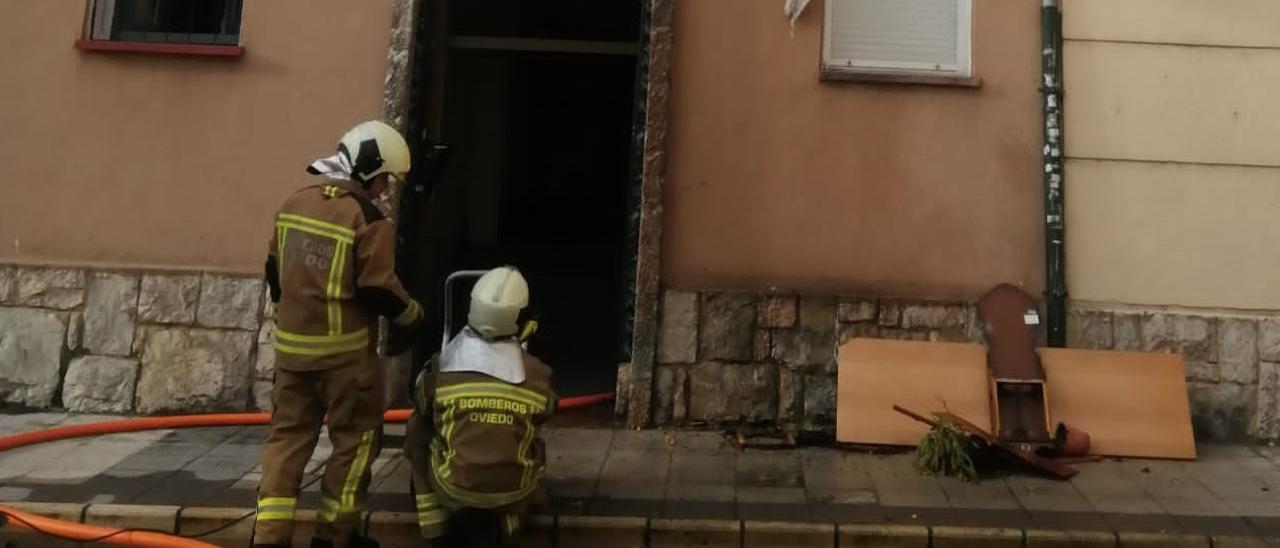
[0,393,611,545]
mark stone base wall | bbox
[650,290,984,432]
[1069,303,1280,441]
[0,264,274,415]
[649,288,1279,442]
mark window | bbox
[86,0,244,47]
[822,0,972,83]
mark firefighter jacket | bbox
[265,178,422,371]
[410,336,557,511]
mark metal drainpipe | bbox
[1041,0,1068,347]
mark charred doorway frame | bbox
[381,0,672,428]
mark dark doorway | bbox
[403,0,642,399]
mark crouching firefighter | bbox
[254,120,425,548]
[405,266,557,547]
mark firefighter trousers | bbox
[253,357,385,546]
[404,413,521,545]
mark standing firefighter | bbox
[405,266,557,548]
[254,120,424,548]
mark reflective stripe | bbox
[341,430,376,511]
[318,497,340,523]
[275,220,355,245]
[325,242,348,335]
[277,227,288,286]
[257,510,294,521]
[504,514,520,535]
[436,382,548,409]
[517,413,536,490]
[394,300,421,327]
[274,328,368,356]
[258,497,296,508]
[276,212,355,238]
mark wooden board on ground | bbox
[1040,348,1197,460]
[836,338,991,446]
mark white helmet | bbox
[338,120,411,183]
[468,266,529,339]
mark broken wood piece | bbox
[979,284,1052,442]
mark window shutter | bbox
[825,0,968,74]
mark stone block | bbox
[700,293,756,362]
[1142,313,1216,362]
[1185,361,1220,383]
[650,519,739,548]
[878,301,902,327]
[83,272,139,357]
[258,317,275,344]
[1188,381,1255,442]
[66,312,83,351]
[559,516,646,548]
[1219,318,1260,384]
[177,507,255,548]
[254,343,276,380]
[84,504,179,533]
[253,381,273,412]
[753,330,771,361]
[779,367,804,424]
[839,322,880,344]
[932,526,1023,548]
[1068,309,1113,350]
[1115,532,1210,548]
[900,303,968,331]
[772,328,836,367]
[0,307,66,407]
[0,265,14,304]
[1260,318,1280,362]
[1024,529,1116,547]
[138,274,200,324]
[1254,362,1280,439]
[135,327,255,413]
[672,366,689,423]
[61,356,138,413]
[1114,313,1142,351]
[758,295,797,329]
[16,267,84,310]
[614,361,632,416]
[838,298,878,323]
[658,290,698,364]
[688,362,775,422]
[799,297,837,330]
[803,372,836,431]
[744,521,833,548]
[655,365,675,425]
[196,275,263,330]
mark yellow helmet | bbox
[468,266,529,339]
[338,120,411,183]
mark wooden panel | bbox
[1041,348,1197,460]
[836,338,990,446]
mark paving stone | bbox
[837,524,929,547]
[1024,529,1117,547]
[1115,532,1210,547]
[743,521,833,547]
[138,273,201,324]
[667,432,735,502]
[738,448,803,488]
[1066,460,1166,515]
[863,453,949,508]
[1005,475,1095,512]
[83,272,140,356]
[84,503,179,533]
[1118,460,1231,517]
[559,515,646,548]
[801,448,876,503]
[1211,535,1275,548]
[936,475,1023,510]
[650,518,739,548]
[932,526,1024,548]
[659,290,699,364]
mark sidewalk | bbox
[2,411,1279,547]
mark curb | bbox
[1,502,1276,547]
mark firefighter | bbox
[253,120,424,548]
[404,266,557,548]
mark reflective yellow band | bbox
[504,514,520,535]
[395,300,421,327]
[318,507,337,523]
[274,328,369,357]
[277,213,355,239]
[436,382,548,408]
[257,497,296,508]
[518,414,536,490]
[341,430,376,511]
[326,242,348,335]
[257,510,294,521]
[275,221,354,245]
